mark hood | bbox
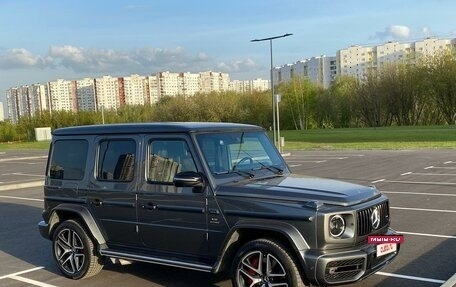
[216,174,380,207]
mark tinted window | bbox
[50,140,88,180]
[148,140,197,183]
[98,140,136,181]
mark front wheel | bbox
[232,238,307,287]
[52,219,104,279]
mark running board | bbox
[100,249,213,273]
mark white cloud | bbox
[421,26,431,37]
[0,48,49,69]
[217,58,258,72]
[372,25,411,40]
[0,45,260,79]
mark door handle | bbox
[141,202,157,211]
[91,198,103,206]
[209,208,220,215]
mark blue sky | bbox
[1,0,456,104]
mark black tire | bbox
[231,238,307,287]
[52,219,104,279]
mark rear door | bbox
[86,135,140,248]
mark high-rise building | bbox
[95,76,121,111]
[123,74,149,106]
[274,56,336,88]
[48,79,77,112]
[200,71,230,93]
[229,79,270,94]
[0,102,4,121]
[76,78,96,112]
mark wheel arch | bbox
[213,220,309,277]
[48,204,106,246]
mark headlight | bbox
[329,215,346,237]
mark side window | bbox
[97,139,136,182]
[50,140,88,180]
[148,140,197,183]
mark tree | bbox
[428,52,456,125]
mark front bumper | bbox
[302,228,400,286]
[38,220,50,240]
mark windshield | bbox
[196,131,285,178]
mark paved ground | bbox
[0,149,455,287]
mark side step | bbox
[100,249,213,273]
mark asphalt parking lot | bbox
[0,149,455,287]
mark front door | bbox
[137,135,209,258]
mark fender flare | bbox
[48,203,106,245]
[213,220,310,273]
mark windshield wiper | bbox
[253,165,284,175]
[214,169,255,178]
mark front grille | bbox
[357,201,389,236]
[324,258,365,283]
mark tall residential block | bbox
[95,76,121,111]
[274,56,336,88]
[76,78,96,112]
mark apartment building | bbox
[0,102,4,121]
[48,79,76,112]
[76,78,96,112]
[7,71,236,122]
[95,76,121,111]
[274,56,336,88]
[229,79,270,94]
[200,71,230,94]
[337,37,456,80]
[123,74,149,106]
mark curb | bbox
[442,273,456,287]
[0,181,44,191]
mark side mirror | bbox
[173,171,204,188]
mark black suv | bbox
[38,123,400,286]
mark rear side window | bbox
[97,139,136,182]
[49,140,88,180]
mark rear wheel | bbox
[52,220,104,279]
[232,238,307,287]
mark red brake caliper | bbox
[246,255,259,285]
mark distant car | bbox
[38,122,400,286]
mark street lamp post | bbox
[251,33,292,149]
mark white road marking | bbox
[371,179,385,183]
[382,191,456,197]
[288,164,302,167]
[0,195,43,202]
[0,180,44,191]
[441,273,456,287]
[376,272,445,284]
[391,206,456,213]
[0,266,44,280]
[0,156,47,162]
[424,166,434,169]
[287,160,327,163]
[1,172,44,177]
[425,166,456,170]
[398,231,456,239]
[9,275,59,287]
[383,180,456,186]
[444,161,454,164]
[401,172,456,176]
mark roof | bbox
[52,122,263,136]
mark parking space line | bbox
[376,272,445,284]
[425,166,456,170]
[444,161,454,164]
[1,172,44,177]
[401,172,456,176]
[371,179,385,183]
[9,275,58,287]
[287,160,327,163]
[0,266,44,280]
[0,156,47,162]
[398,231,456,239]
[0,195,43,202]
[383,180,456,186]
[382,191,456,197]
[391,206,456,213]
